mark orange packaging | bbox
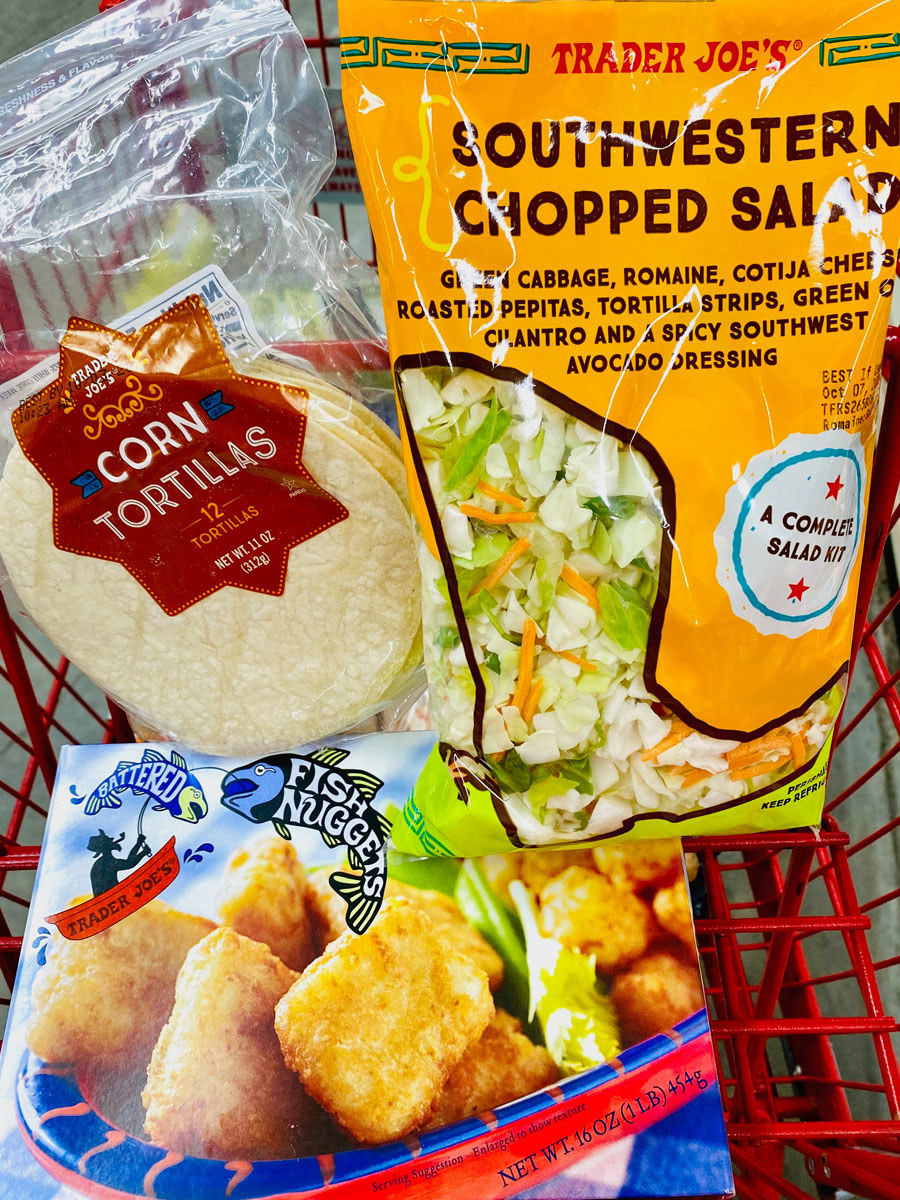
[339,0,900,852]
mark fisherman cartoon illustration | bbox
[220,748,391,933]
[82,748,208,824]
[87,830,151,897]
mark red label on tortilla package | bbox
[11,296,349,616]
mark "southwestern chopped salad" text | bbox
[401,364,841,842]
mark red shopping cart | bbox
[1,4,899,1197]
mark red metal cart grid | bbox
[0,4,899,1196]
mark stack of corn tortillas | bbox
[0,354,421,756]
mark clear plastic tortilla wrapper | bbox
[0,0,424,755]
[339,0,900,852]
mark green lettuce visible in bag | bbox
[444,395,511,498]
[597,578,651,651]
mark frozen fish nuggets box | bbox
[0,735,733,1200]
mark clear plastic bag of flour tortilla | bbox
[339,0,900,854]
[0,0,423,757]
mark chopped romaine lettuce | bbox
[556,753,594,794]
[444,395,511,497]
[471,532,513,568]
[434,626,461,650]
[590,520,612,563]
[490,747,532,792]
[597,578,651,651]
[528,774,578,809]
[637,573,656,603]
[577,670,614,694]
[583,495,636,523]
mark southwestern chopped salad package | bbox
[339,0,900,851]
[0,734,732,1200]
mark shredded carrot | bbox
[470,537,531,595]
[730,752,792,782]
[511,619,537,711]
[460,504,536,525]
[560,564,600,611]
[681,768,711,789]
[731,754,764,770]
[477,481,526,510]
[790,733,805,769]
[726,732,792,765]
[490,751,507,762]
[642,720,690,762]
[555,649,597,672]
[522,677,544,723]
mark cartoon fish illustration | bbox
[83,748,208,823]
[220,748,391,934]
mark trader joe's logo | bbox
[45,749,209,941]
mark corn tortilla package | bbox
[0,0,422,755]
[0,733,732,1200]
[339,0,900,851]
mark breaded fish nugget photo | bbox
[218,836,316,970]
[611,948,704,1045]
[652,876,695,948]
[390,883,503,992]
[517,850,596,897]
[306,872,503,990]
[424,1010,559,1129]
[143,927,319,1160]
[27,900,214,1067]
[539,866,654,972]
[276,897,493,1143]
[592,840,683,892]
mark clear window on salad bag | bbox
[0,0,423,756]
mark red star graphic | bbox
[826,475,844,500]
[788,578,809,602]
